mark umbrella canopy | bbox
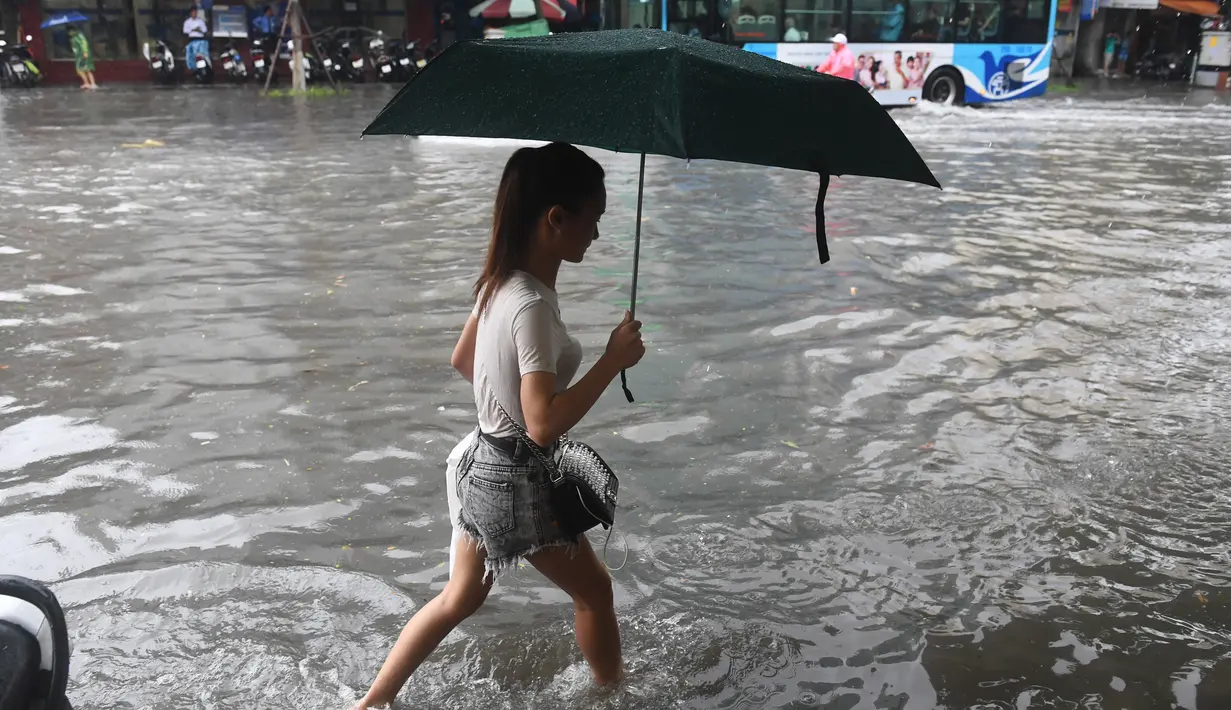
[363,29,940,400]
[41,12,89,28]
[365,30,938,262]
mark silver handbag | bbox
[494,401,618,535]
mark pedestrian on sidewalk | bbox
[68,25,97,89]
[183,7,210,69]
[1103,32,1119,75]
[1116,36,1130,75]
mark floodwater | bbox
[2,84,1230,710]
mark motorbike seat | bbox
[0,620,39,710]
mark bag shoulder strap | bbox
[490,397,563,484]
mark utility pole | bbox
[262,0,337,95]
[290,0,306,92]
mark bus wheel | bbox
[924,68,964,106]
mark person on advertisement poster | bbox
[871,59,888,88]
[857,54,872,87]
[815,32,855,80]
[905,52,931,88]
[887,50,908,89]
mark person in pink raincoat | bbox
[815,33,856,81]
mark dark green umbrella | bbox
[363,29,940,400]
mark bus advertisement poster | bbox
[744,42,955,106]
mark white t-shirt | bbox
[472,271,582,439]
[183,17,208,38]
[886,62,907,90]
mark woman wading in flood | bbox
[354,143,646,709]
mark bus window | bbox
[908,1,944,40]
[1002,0,1047,43]
[731,0,783,41]
[615,0,661,29]
[945,2,975,42]
[967,0,1001,41]
[849,0,906,42]
[783,0,846,43]
[668,0,712,36]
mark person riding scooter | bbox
[182,7,210,70]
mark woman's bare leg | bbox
[527,537,622,685]
[355,535,492,709]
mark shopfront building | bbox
[1,0,434,83]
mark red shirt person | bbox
[815,33,856,81]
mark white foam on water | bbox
[0,246,25,255]
[770,313,833,337]
[345,447,423,463]
[620,415,709,444]
[104,202,151,214]
[190,431,219,441]
[0,459,194,505]
[26,284,87,296]
[0,292,28,302]
[0,415,120,473]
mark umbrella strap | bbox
[815,172,831,264]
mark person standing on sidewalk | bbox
[1103,32,1118,75]
[67,25,97,89]
[183,7,210,70]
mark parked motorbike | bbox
[368,33,397,82]
[218,41,248,83]
[0,37,41,88]
[0,575,72,710]
[250,36,275,84]
[1133,48,1192,82]
[283,39,325,83]
[412,38,440,70]
[189,42,214,84]
[142,39,178,84]
[322,33,365,82]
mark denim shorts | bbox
[456,432,577,580]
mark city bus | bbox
[610,0,1057,106]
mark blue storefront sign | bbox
[1080,0,1098,21]
[212,4,249,38]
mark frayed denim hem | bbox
[455,516,579,583]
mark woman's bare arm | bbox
[450,315,479,383]
[519,357,622,447]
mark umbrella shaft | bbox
[629,153,645,319]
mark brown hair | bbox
[473,143,605,315]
